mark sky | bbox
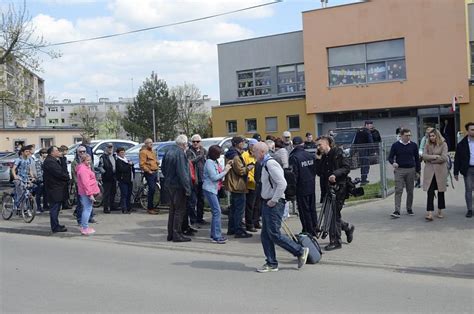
[13,0,355,103]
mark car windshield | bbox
[200,139,222,151]
[333,131,356,145]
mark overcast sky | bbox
[23,0,355,103]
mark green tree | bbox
[103,107,123,138]
[123,72,178,141]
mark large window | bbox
[278,64,305,94]
[328,38,406,87]
[265,117,278,132]
[237,68,271,97]
[40,137,54,147]
[226,120,237,134]
[245,118,257,133]
[287,115,300,130]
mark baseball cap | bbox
[231,136,245,146]
[252,133,262,141]
[248,138,258,146]
[292,136,303,145]
[283,131,291,138]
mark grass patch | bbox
[346,179,395,202]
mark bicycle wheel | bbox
[66,182,77,207]
[93,184,104,208]
[1,193,14,220]
[139,187,148,210]
[21,196,37,223]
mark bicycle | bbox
[2,179,37,223]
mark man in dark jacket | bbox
[289,136,318,236]
[304,132,317,149]
[162,135,193,242]
[186,134,207,225]
[454,122,474,218]
[43,146,70,233]
[59,145,71,209]
[98,143,117,213]
[315,136,354,251]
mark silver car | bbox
[0,152,19,183]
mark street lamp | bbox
[148,96,156,142]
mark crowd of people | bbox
[7,120,474,271]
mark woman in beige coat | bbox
[423,129,448,221]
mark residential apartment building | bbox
[213,0,473,149]
[0,55,46,128]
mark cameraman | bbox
[315,136,355,251]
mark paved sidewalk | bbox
[1,180,472,277]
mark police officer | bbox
[289,136,318,236]
[315,136,355,251]
[354,121,374,185]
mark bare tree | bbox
[171,83,204,136]
[70,106,100,139]
[103,106,123,138]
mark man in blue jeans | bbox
[253,142,309,273]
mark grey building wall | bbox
[218,31,304,104]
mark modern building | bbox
[213,0,473,149]
[0,54,46,128]
[213,31,316,138]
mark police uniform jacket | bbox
[289,146,316,196]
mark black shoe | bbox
[188,226,198,233]
[167,235,172,241]
[360,180,369,186]
[197,219,209,225]
[89,218,97,224]
[391,211,401,218]
[103,209,111,214]
[235,232,253,238]
[254,222,262,229]
[227,231,235,236]
[246,225,257,232]
[183,229,196,236]
[52,226,67,233]
[173,235,192,242]
[345,225,355,244]
[407,210,414,216]
[466,210,473,218]
[324,242,342,251]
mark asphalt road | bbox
[1,233,472,313]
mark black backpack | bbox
[264,158,297,201]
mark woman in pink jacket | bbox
[76,154,100,235]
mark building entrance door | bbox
[440,115,456,151]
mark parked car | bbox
[125,141,175,172]
[0,152,18,183]
[331,128,379,169]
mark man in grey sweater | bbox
[252,142,309,273]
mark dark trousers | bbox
[102,179,117,211]
[245,189,256,227]
[359,149,370,182]
[329,186,350,244]
[118,181,133,211]
[167,187,187,239]
[49,201,62,231]
[253,196,262,226]
[144,172,157,210]
[186,183,205,224]
[296,193,318,236]
[228,192,246,235]
[427,176,445,212]
[35,183,48,211]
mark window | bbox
[61,118,65,123]
[73,137,82,144]
[265,117,278,132]
[48,119,59,124]
[287,115,300,130]
[277,64,305,94]
[226,120,237,134]
[237,68,271,97]
[48,107,58,112]
[328,38,406,86]
[40,137,54,147]
[246,118,257,133]
[61,106,64,112]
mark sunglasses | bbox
[192,141,201,143]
